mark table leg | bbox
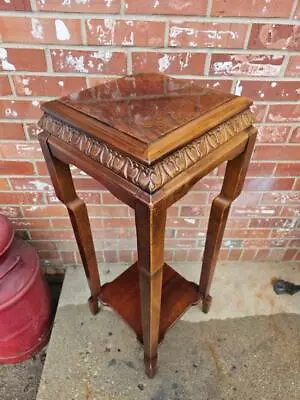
[39,132,101,315]
[135,203,166,378]
[199,127,257,313]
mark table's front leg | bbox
[199,127,257,313]
[135,202,166,378]
[39,132,101,314]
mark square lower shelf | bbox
[99,262,199,343]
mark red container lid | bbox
[0,238,38,308]
[0,215,14,257]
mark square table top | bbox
[40,73,252,166]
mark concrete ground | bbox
[37,262,300,400]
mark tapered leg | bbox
[39,132,101,314]
[135,202,166,378]
[199,127,257,312]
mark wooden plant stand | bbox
[38,73,256,378]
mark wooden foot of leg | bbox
[202,294,212,314]
[145,355,157,378]
[88,296,100,315]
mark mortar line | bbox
[289,0,298,18]
[0,11,298,24]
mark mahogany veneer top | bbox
[41,73,252,165]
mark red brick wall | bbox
[0,0,299,272]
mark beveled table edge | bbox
[38,108,255,194]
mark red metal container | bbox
[0,215,52,364]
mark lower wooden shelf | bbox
[99,262,199,343]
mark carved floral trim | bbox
[38,109,255,193]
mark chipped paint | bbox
[55,19,71,41]
[179,52,191,70]
[31,18,44,40]
[158,54,172,72]
[0,48,16,71]
[153,0,160,7]
[58,80,64,87]
[32,100,40,106]
[5,108,18,117]
[29,180,53,191]
[234,80,243,95]
[65,53,88,73]
[213,55,282,76]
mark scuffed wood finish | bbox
[39,131,101,314]
[199,126,258,312]
[38,73,257,377]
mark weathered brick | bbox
[169,22,248,48]
[231,205,281,219]
[250,104,267,123]
[249,24,300,51]
[0,123,25,140]
[274,163,300,176]
[0,160,34,175]
[0,48,47,72]
[125,0,207,15]
[0,76,12,95]
[0,143,42,159]
[285,56,300,76]
[10,177,53,191]
[0,206,22,218]
[86,19,165,47]
[0,100,42,119]
[0,192,43,204]
[23,205,68,218]
[36,0,120,12]
[261,192,300,205]
[245,178,294,191]
[290,127,300,143]
[210,54,284,76]
[0,178,9,190]
[237,81,300,101]
[11,218,51,230]
[132,52,206,75]
[254,145,300,161]
[0,0,31,10]
[257,126,291,143]
[211,0,294,17]
[51,49,127,74]
[250,218,296,229]
[281,206,300,218]
[267,105,300,123]
[0,17,82,44]
[13,76,87,97]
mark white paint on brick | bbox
[29,180,53,191]
[122,31,134,46]
[32,100,40,106]
[271,82,277,87]
[179,52,191,70]
[0,48,16,71]
[91,50,113,62]
[24,87,33,95]
[55,20,71,41]
[183,218,196,225]
[5,108,18,117]
[58,80,64,86]
[65,53,88,73]
[158,54,172,72]
[31,18,44,40]
[234,80,243,95]
[104,0,113,7]
[153,0,160,8]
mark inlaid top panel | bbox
[58,73,234,144]
[41,73,252,164]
